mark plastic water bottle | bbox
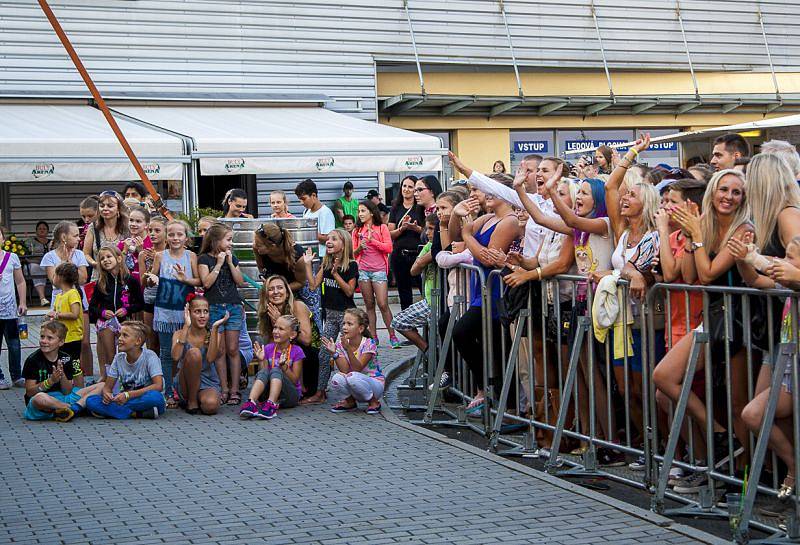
[17,317,28,340]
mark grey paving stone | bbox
[0,328,723,545]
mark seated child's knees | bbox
[31,392,49,408]
[201,401,218,415]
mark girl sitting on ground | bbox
[89,245,144,382]
[172,295,227,415]
[239,314,305,420]
[324,308,383,415]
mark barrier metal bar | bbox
[489,308,529,451]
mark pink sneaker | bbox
[257,400,278,420]
[239,400,259,419]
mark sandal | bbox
[300,393,326,405]
[228,392,241,406]
[330,401,357,413]
[166,398,179,409]
[220,391,229,406]
[778,475,795,501]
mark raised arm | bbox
[606,134,650,239]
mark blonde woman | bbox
[653,169,752,490]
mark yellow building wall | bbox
[452,129,510,175]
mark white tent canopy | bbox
[111,106,445,175]
[563,113,800,156]
[0,104,187,182]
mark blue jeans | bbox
[0,318,21,381]
[158,331,175,397]
[85,390,165,419]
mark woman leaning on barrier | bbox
[505,169,577,440]
[652,168,752,491]
[448,175,522,418]
[588,134,661,464]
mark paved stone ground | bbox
[0,308,726,545]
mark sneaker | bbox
[13,378,25,388]
[465,399,484,419]
[0,379,11,390]
[597,447,626,467]
[667,466,685,487]
[389,335,402,349]
[365,403,381,415]
[628,455,646,471]
[257,400,278,420]
[53,407,76,423]
[672,471,721,494]
[40,298,49,306]
[239,400,259,419]
[69,402,84,417]
[428,371,452,392]
[134,407,159,419]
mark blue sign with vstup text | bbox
[514,140,549,154]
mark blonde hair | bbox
[166,219,191,237]
[120,320,150,344]
[760,140,800,177]
[95,244,130,295]
[560,179,580,206]
[746,153,800,251]
[701,169,750,253]
[322,228,354,274]
[623,182,659,235]
[257,275,295,340]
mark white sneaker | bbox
[0,379,10,390]
[667,466,685,486]
[13,378,25,388]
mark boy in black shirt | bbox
[23,320,104,422]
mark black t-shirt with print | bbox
[322,261,358,312]
[198,253,242,304]
[22,349,82,404]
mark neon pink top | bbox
[352,224,393,273]
[118,236,153,285]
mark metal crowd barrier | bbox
[401,264,800,543]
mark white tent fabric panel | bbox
[111,106,445,175]
[0,105,186,182]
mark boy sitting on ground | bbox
[85,321,166,419]
[23,320,104,422]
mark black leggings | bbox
[391,251,420,310]
[452,306,504,388]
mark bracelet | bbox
[535,267,543,280]
[629,148,639,157]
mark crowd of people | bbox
[2,134,800,501]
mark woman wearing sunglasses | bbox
[83,191,130,281]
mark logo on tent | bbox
[315,157,335,171]
[142,163,161,176]
[404,156,424,169]
[225,158,246,172]
[32,163,55,179]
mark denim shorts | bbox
[358,270,388,283]
[24,387,82,420]
[210,303,244,332]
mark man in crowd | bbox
[710,133,749,171]
[332,181,359,228]
[366,189,390,223]
[295,179,336,258]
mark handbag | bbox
[497,270,530,328]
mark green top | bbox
[335,196,360,227]
[419,241,437,303]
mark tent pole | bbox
[36,0,172,219]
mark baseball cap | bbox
[365,189,380,199]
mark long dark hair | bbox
[391,175,419,208]
[356,200,383,227]
[199,223,232,255]
[222,188,248,216]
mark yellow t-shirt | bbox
[54,288,83,343]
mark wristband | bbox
[630,148,639,157]
[535,267,543,280]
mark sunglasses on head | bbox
[99,190,123,200]
[256,224,284,245]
